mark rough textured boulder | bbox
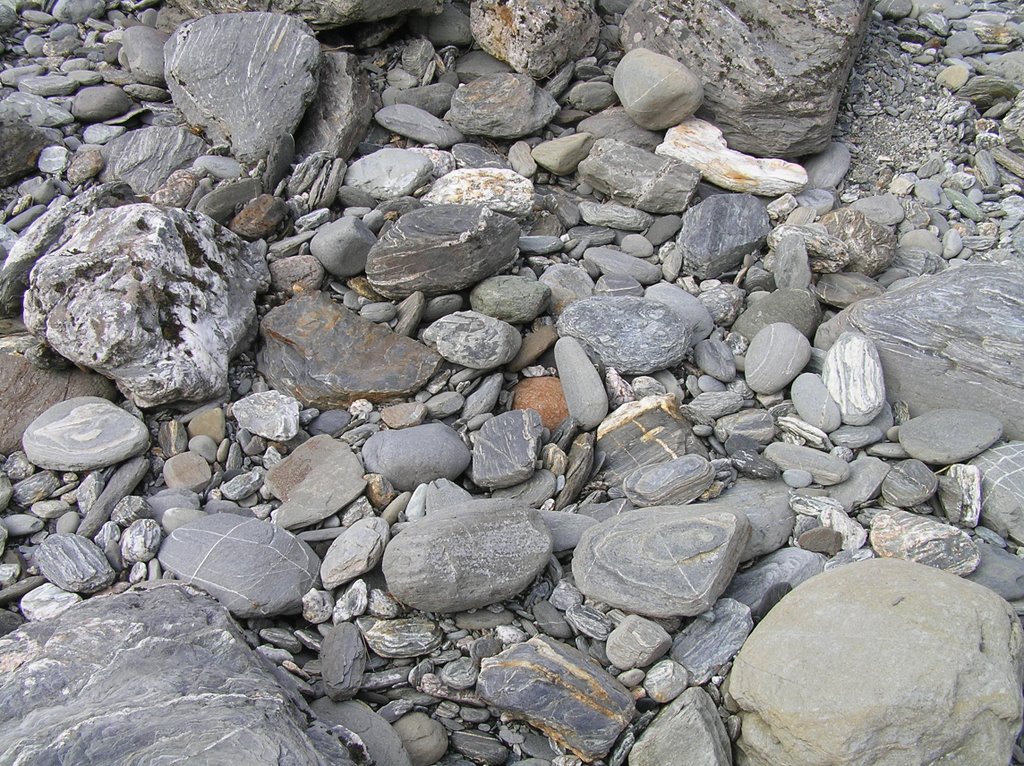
[621,0,874,157]
[23,203,269,408]
[164,0,442,29]
[576,138,700,214]
[0,584,363,764]
[0,117,54,186]
[729,558,1024,766]
[815,263,1024,440]
[295,52,372,160]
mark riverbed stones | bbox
[258,292,441,406]
[102,126,204,191]
[361,617,442,659]
[675,192,770,280]
[362,423,471,491]
[375,103,464,148]
[605,615,672,671]
[22,397,149,471]
[576,138,700,214]
[320,623,366,702]
[164,12,320,163]
[365,204,519,299]
[790,373,842,433]
[880,459,938,507]
[422,168,534,217]
[476,636,635,762]
[344,149,434,200]
[763,443,850,485]
[821,331,886,426]
[267,435,367,530]
[572,507,750,617]
[381,506,552,612]
[729,558,1022,766]
[972,442,1024,543]
[622,455,715,507]
[158,514,319,617]
[446,73,559,139]
[33,533,115,594]
[897,409,1003,465]
[613,48,703,130]
[231,390,300,441]
[723,547,825,620]
[596,394,692,485]
[471,409,543,489]
[869,509,980,575]
[743,322,811,395]
[554,337,608,431]
[469,276,550,324]
[422,311,521,369]
[0,118,53,186]
[320,517,391,590]
[819,207,896,276]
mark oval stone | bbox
[361,422,471,492]
[898,409,1003,465]
[821,331,886,426]
[743,323,811,395]
[622,455,715,507]
[22,396,150,471]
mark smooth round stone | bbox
[469,275,550,324]
[849,193,905,226]
[120,24,168,87]
[38,145,70,174]
[898,409,1003,465]
[344,148,434,200]
[162,451,212,493]
[620,233,655,258]
[22,396,149,471]
[71,85,132,122]
[361,423,471,491]
[554,337,608,431]
[743,323,811,395]
[782,469,814,488]
[374,103,465,148]
[422,311,521,369]
[232,390,301,441]
[612,48,703,130]
[821,331,886,426]
[51,0,104,22]
[393,712,448,766]
[310,217,376,279]
[531,132,594,176]
[160,506,207,534]
[790,373,842,433]
[187,435,218,463]
[803,142,851,189]
[623,455,715,507]
[2,514,44,536]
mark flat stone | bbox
[392,712,447,766]
[743,322,811,395]
[577,107,663,152]
[869,509,980,576]
[583,246,662,285]
[422,311,521,369]
[631,686,731,766]
[319,623,367,702]
[723,547,826,620]
[232,390,301,441]
[675,192,770,280]
[826,454,891,512]
[361,423,471,492]
[531,133,594,176]
[880,459,938,507]
[701,478,795,562]
[422,168,534,217]
[578,200,653,231]
[577,138,699,214]
[157,514,320,617]
[812,272,885,309]
[471,409,543,489]
[258,292,441,407]
[344,148,434,200]
[554,337,608,431]
[311,699,412,766]
[898,409,1003,465]
[644,283,715,342]
[476,636,635,762]
[32,533,115,594]
[972,442,1024,543]
[622,455,715,507]
[320,517,391,590]
[763,443,849,486]
[733,288,822,341]
[374,104,464,148]
[22,396,148,471]
[605,614,672,670]
[821,331,886,426]
[613,48,703,130]
[446,73,559,139]
[100,125,207,196]
[596,394,692,485]
[965,542,1024,602]
[295,51,373,161]
[670,598,752,685]
[121,24,168,87]
[469,276,550,324]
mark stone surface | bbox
[344,149,434,200]
[312,699,412,766]
[577,138,699,214]
[445,73,559,139]
[310,217,376,279]
[476,636,634,762]
[267,435,367,530]
[729,558,1023,766]
[743,322,811,395]
[596,395,692,485]
[0,118,53,186]
[375,103,464,148]
[321,517,391,590]
[22,396,148,471]
[790,372,842,433]
[319,623,366,702]
[572,507,750,617]
[158,514,320,617]
[422,311,521,369]
[392,711,447,766]
[670,597,752,684]
[365,204,519,299]
[361,423,471,491]
[23,203,269,408]
[32,533,115,594]
[973,442,1024,544]
[723,547,825,620]
[470,276,550,324]
[763,443,849,485]
[554,337,608,431]
[258,292,441,407]
[820,207,896,276]
[869,509,980,576]
[296,51,372,160]
[422,168,534,217]
[605,614,672,671]
[821,331,886,426]
[675,192,770,280]
[531,133,594,176]
[471,410,544,489]
[733,288,822,341]
[101,126,207,196]
[613,48,703,130]
[897,409,1003,465]
[232,390,301,441]
[622,455,715,507]
[630,687,732,766]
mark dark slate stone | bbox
[100,125,207,195]
[723,547,826,620]
[321,623,366,702]
[675,193,770,280]
[670,597,753,684]
[965,542,1024,602]
[445,73,559,139]
[733,287,822,340]
[296,52,373,161]
[471,409,544,489]
[32,533,115,594]
[0,117,53,186]
[576,138,700,214]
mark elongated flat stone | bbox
[320,517,390,590]
[898,409,1003,465]
[622,455,714,507]
[266,435,367,530]
[821,331,885,426]
[101,125,207,195]
[22,396,149,471]
[33,533,115,594]
[763,443,850,486]
[869,509,980,576]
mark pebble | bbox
[422,311,522,369]
[22,397,150,471]
[361,423,471,491]
[613,48,703,130]
[232,390,301,441]
[554,337,608,430]
[743,322,811,395]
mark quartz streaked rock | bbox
[821,331,885,426]
[165,0,442,28]
[476,636,635,762]
[674,192,770,280]
[880,459,938,507]
[422,168,534,217]
[360,617,442,659]
[422,311,522,369]
[763,443,850,486]
[972,442,1024,543]
[622,455,714,507]
[33,533,115,594]
[471,409,543,489]
[22,397,149,471]
[820,207,896,277]
[869,509,980,576]
[937,463,983,529]
[596,395,692,485]
[267,434,367,530]
[577,138,699,214]
[232,390,301,441]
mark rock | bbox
[0,584,362,764]
[790,372,842,433]
[469,0,599,79]
[701,478,794,562]
[121,25,168,87]
[572,507,750,617]
[763,443,849,485]
[815,264,1024,440]
[471,410,543,489]
[605,614,672,670]
[476,636,635,762]
[869,509,980,576]
[723,547,825,620]
[164,12,320,163]
[21,396,148,471]
[23,203,269,408]
[384,502,551,610]
[966,543,1024,602]
[100,126,208,196]
[267,435,367,530]
[319,624,367,702]
[0,118,53,186]
[820,331,885,426]
[557,296,692,375]
[972,442,1024,544]
[365,204,518,299]
[158,514,320,617]
[880,459,938,507]
[422,168,534,217]
[361,423,471,491]
[670,598,752,684]
[296,52,373,160]
[578,200,653,231]
[577,107,663,152]
[630,687,732,766]
[232,390,301,441]
[729,558,1022,766]
[656,120,807,195]
[819,207,895,276]
[320,517,391,590]
[743,323,811,395]
[170,0,441,28]
[344,149,434,200]
[392,711,448,766]
[445,73,559,139]
[258,292,441,407]
[71,85,133,122]
[733,288,822,341]
[309,217,376,279]
[374,104,464,148]
[230,195,289,240]
[360,617,441,659]
[554,337,608,431]
[576,138,699,214]
[596,395,692,485]
[422,311,521,369]
[469,276,550,324]
[510,378,567,433]
[584,247,661,286]
[613,48,703,130]
[675,193,770,280]
[312,699,412,766]
[897,409,1003,465]
[531,133,594,176]
[32,533,115,594]
[645,283,715,341]
[622,455,715,507]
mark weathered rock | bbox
[32,533,115,594]
[21,396,148,471]
[605,615,672,671]
[361,423,470,492]
[476,636,635,762]
[897,409,1003,465]
[422,311,521,369]
[972,442,1024,544]
[613,48,703,130]
[258,292,441,407]
[675,192,770,280]
[267,435,367,530]
[733,288,822,341]
[820,207,896,276]
[319,623,366,702]
[701,478,794,562]
[101,126,207,195]
[445,73,559,139]
[729,558,1023,766]
[471,410,543,489]
[158,514,320,617]
[532,133,594,176]
[763,443,849,486]
[630,687,732,766]
[365,204,518,299]
[470,276,550,324]
[320,517,391,590]
[344,149,434,200]
[670,597,752,685]
[0,118,54,186]
[296,51,372,160]
[869,509,980,576]
[623,0,873,157]
[596,394,692,485]
[375,103,464,148]
[312,699,412,766]
[622,455,714,507]
[577,107,663,152]
[577,138,699,214]
[422,168,534,217]
[723,547,825,620]
[164,12,320,163]
[23,203,269,408]
[165,0,442,27]
[360,617,441,659]
[880,459,938,507]
[821,331,886,426]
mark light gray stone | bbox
[320,517,391,590]
[821,331,886,426]
[445,73,559,139]
[790,373,842,433]
[898,409,1003,465]
[232,390,301,441]
[101,125,207,195]
[630,687,732,766]
[554,337,608,431]
[22,397,149,471]
[361,423,471,492]
[267,435,366,530]
[605,614,672,671]
[743,322,811,395]
[344,149,434,200]
[622,455,714,507]
[374,104,464,148]
[723,547,826,620]
[972,442,1024,544]
[670,597,752,684]
[763,443,850,485]
[471,409,543,489]
[422,311,521,369]
[309,217,376,279]
[613,48,703,130]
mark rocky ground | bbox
[1,0,1024,765]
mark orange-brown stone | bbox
[512,376,569,431]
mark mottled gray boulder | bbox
[630,687,732,766]
[557,296,692,375]
[158,514,320,617]
[471,409,543,489]
[361,423,471,492]
[382,505,552,612]
[296,52,372,160]
[972,442,1024,544]
[0,584,363,764]
[365,204,519,299]
[816,264,1024,440]
[22,397,149,471]
[477,636,635,762]
[165,0,441,29]
[577,138,700,214]
[32,533,115,594]
[164,12,320,163]
[0,117,54,186]
[676,193,770,280]
[23,204,269,408]
[621,0,873,157]
[898,409,1003,466]
[422,311,522,369]
[446,73,559,139]
[101,125,207,195]
[573,507,751,617]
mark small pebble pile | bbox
[1,0,1024,765]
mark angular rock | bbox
[422,168,534,217]
[320,623,366,702]
[733,288,822,341]
[471,409,544,489]
[723,547,825,620]
[22,397,149,471]
[630,687,731,766]
[361,423,470,492]
[898,409,1003,465]
[572,507,751,617]
[743,322,811,395]
[972,442,1024,543]
[374,103,464,148]
[869,509,980,576]
[101,126,207,195]
[296,52,372,160]
[232,390,301,441]
[577,138,699,214]
[361,617,441,659]
[0,118,54,186]
[311,699,412,766]
[613,48,703,130]
[622,455,715,507]
[821,331,885,426]
[33,533,115,594]
[605,615,672,671]
[164,12,320,163]
[531,133,594,176]
[344,149,434,200]
[258,292,441,407]
[158,514,320,617]
[670,597,752,684]
[675,193,770,280]
[445,73,559,139]
[320,517,391,590]
[23,203,269,408]
[365,204,518,299]
[820,207,895,277]
[476,636,635,762]
[422,311,521,369]
[596,395,692,485]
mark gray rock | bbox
[606,614,672,670]
[392,711,448,766]
[577,107,663,152]
[382,505,552,612]
[0,92,74,129]
[630,687,731,766]
[763,443,849,486]
[554,337,608,431]
[382,83,457,117]
[869,509,979,576]
[670,597,752,684]
[422,310,521,369]
[676,193,770,280]
[165,12,320,163]
[71,85,132,122]
[815,264,1024,440]
[319,624,367,702]
[820,207,895,276]
[344,149,434,200]
[321,517,391,590]
[572,506,751,617]
[644,283,715,343]
[790,373,842,433]
[296,52,372,161]
[898,409,1003,465]
[825,455,891,513]
[621,0,872,157]
[693,339,736,382]
[733,288,822,341]
[820,331,885,426]
[232,390,301,441]
[803,142,851,189]
[471,409,543,489]
[577,138,700,214]
[700,478,795,562]
[101,126,208,195]
[612,47,703,130]
[596,395,692,485]
[158,514,320,617]
[33,533,115,594]
[311,700,412,766]
[374,104,464,148]
[22,397,149,471]
[362,423,471,492]
[0,584,362,764]
[0,118,54,187]
[723,547,826,620]
[310,217,376,279]
[23,203,269,408]
[531,133,594,176]
[557,296,692,375]
[812,272,885,309]
[578,200,653,231]
[121,25,168,87]
[168,0,441,28]
[476,636,634,762]
[445,73,559,139]
[469,276,550,324]
[365,204,519,299]
[622,455,715,507]
[743,322,811,395]
[880,459,938,507]
[972,442,1024,544]
[583,246,662,285]
[965,543,1024,602]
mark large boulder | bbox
[621,0,873,157]
[164,0,442,29]
[23,203,269,408]
[295,52,372,161]
[728,558,1024,766]
[0,584,364,764]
